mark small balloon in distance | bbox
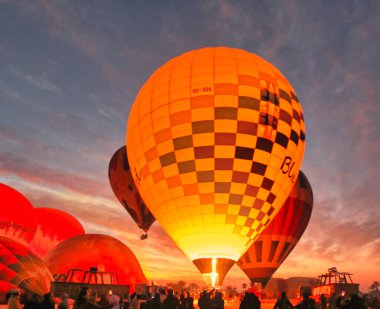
[108,146,155,238]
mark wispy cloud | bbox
[25,72,61,94]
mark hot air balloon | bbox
[237,171,313,288]
[28,208,85,258]
[108,146,155,239]
[0,184,37,245]
[126,47,306,287]
[0,237,52,302]
[43,234,148,293]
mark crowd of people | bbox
[5,286,380,309]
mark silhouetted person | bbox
[180,291,194,309]
[74,287,112,309]
[327,293,337,309]
[58,294,69,309]
[345,294,365,309]
[129,293,140,309]
[198,290,211,309]
[336,294,344,309]
[319,294,326,309]
[23,293,40,309]
[39,292,55,309]
[146,293,161,309]
[210,292,223,309]
[159,289,167,309]
[162,289,179,309]
[294,292,315,309]
[98,294,110,307]
[239,292,260,309]
[274,292,293,309]
[109,294,121,309]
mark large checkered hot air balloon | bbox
[237,171,313,288]
[108,146,155,239]
[28,208,85,258]
[0,184,37,245]
[0,237,52,300]
[126,47,306,287]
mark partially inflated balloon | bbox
[43,234,147,293]
[108,146,155,237]
[237,171,313,287]
[0,237,52,298]
[0,184,37,245]
[127,47,306,287]
[28,208,85,258]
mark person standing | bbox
[129,293,140,309]
[58,294,69,309]
[162,289,179,309]
[39,292,55,309]
[210,292,223,309]
[198,291,210,309]
[180,291,194,309]
[274,292,293,309]
[146,293,161,309]
[327,293,337,309]
[109,294,121,309]
[319,294,327,309]
[159,289,167,309]
[239,292,260,309]
[294,292,315,309]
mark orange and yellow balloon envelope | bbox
[126,47,306,287]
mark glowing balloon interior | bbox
[28,207,85,258]
[237,171,313,287]
[127,47,306,287]
[43,234,148,293]
[0,237,52,298]
[0,183,37,245]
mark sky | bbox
[1,1,380,292]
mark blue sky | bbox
[1,1,380,290]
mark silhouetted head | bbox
[215,292,223,301]
[168,289,174,295]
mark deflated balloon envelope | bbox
[108,146,155,236]
[126,47,306,287]
[237,171,313,288]
[0,236,52,298]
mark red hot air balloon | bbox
[43,234,148,294]
[0,184,37,245]
[108,146,155,239]
[0,237,52,302]
[237,171,313,288]
[28,208,85,258]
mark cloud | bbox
[25,72,61,94]
[0,152,112,199]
